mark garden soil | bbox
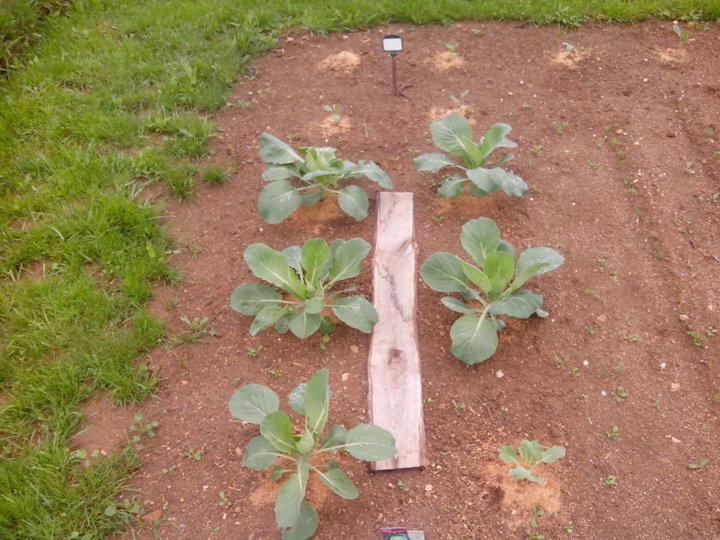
[80,20,719,539]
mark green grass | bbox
[0,0,717,537]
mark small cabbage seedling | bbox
[258,134,393,223]
[420,217,563,364]
[231,237,378,338]
[499,440,566,483]
[229,369,397,540]
[413,113,528,198]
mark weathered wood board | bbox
[368,192,425,471]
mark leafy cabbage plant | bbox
[229,368,397,540]
[231,237,377,338]
[413,113,528,198]
[420,217,563,364]
[499,440,566,483]
[258,134,393,223]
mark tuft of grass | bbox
[203,165,230,185]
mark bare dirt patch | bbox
[120,20,719,539]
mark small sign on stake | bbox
[382,34,403,96]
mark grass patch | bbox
[0,0,717,537]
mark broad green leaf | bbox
[458,135,485,168]
[272,465,288,482]
[497,240,515,259]
[509,466,544,483]
[499,445,520,465]
[420,252,472,294]
[243,436,281,471]
[301,238,330,285]
[282,246,303,275]
[332,296,378,333]
[460,218,500,266]
[304,297,323,315]
[466,167,504,193]
[459,260,492,294]
[260,412,297,454]
[300,190,323,207]
[275,462,309,528]
[259,133,302,164]
[541,446,566,463]
[319,425,348,451]
[414,152,457,173]
[315,463,359,500]
[437,176,467,198]
[258,180,302,224]
[244,243,306,298]
[287,310,322,338]
[229,384,279,424]
[280,500,318,540]
[262,164,299,181]
[304,369,330,436]
[449,314,498,364]
[276,316,290,334]
[484,252,515,295]
[338,185,369,221]
[327,238,371,286]
[230,284,282,315]
[512,247,565,290]
[288,383,307,414]
[519,440,543,465]
[250,305,288,335]
[468,181,491,198]
[295,429,315,455]
[355,161,393,189]
[492,169,528,197]
[489,290,543,319]
[301,169,336,184]
[477,123,517,162]
[344,424,397,461]
[440,296,478,314]
[430,113,474,161]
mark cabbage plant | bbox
[229,369,397,540]
[230,237,377,338]
[499,440,566,483]
[258,134,393,223]
[413,113,528,198]
[420,217,563,364]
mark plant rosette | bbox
[420,217,564,364]
[229,368,397,539]
[258,133,393,224]
[499,440,566,483]
[231,237,378,339]
[413,113,528,198]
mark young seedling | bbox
[606,426,621,440]
[688,458,709,470]
[499,440,566,483]
[449,89,470,114]
[128,413,159,443]
[230,237,378,339]
[420,217,563,364]
[604,475,618,486]
[414,113,528,199]
[257,134,393,223]
[322,104,341,125]
[229,368,396,540]
[170,315,217,345]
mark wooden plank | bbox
[368,192,425,471]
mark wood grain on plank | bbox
[368,192,425,471]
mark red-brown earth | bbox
[76,20,719,539]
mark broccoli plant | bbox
[420,217,563,364]
[229,369,397,540]
[413,113,528,198]
[258,134,393,223]
[230,237,377,339]
[499,440,566,483]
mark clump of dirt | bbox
[550,47,590,69]
[427,106,472,123]
[656,46,688,63]
[429,51,466,70]
[315,115,353,138]
[317,51,361,72]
